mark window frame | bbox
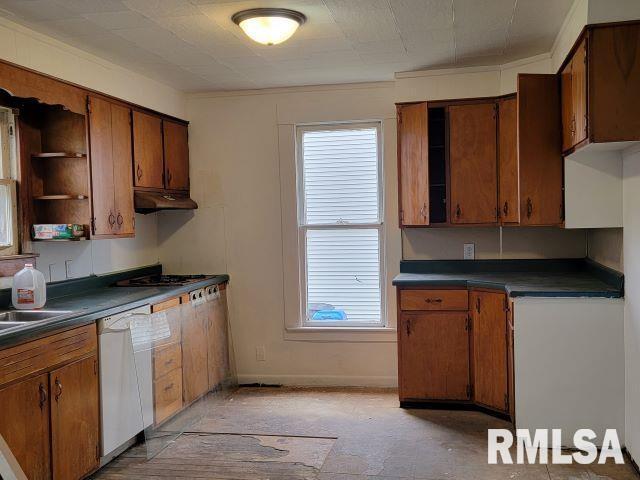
[295,121,386,328]
[0,108,19,255]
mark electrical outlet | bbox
[463,243,475,260]
[48,263,65,282]
[65,260,73,279]
[256,346,266,362]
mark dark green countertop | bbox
[392,259,623,298]
[0,265,229,349]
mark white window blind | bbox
[298,123,384,327]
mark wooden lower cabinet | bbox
[398,312,469,401]
[0,374,51,480]
[50,355,100,480]
[182,302,210,404]
[397,288,512,418]
[207,285,230,390]
[154,366,183,425]
[0,325,99,480]
[470,291,509,412]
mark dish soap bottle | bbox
[12,263,46,309]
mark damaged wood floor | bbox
[92,387,639,480]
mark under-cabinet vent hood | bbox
[134,191,198,214]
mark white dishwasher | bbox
[98,305,154,462]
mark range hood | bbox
[134,191,198,214]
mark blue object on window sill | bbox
[311,310,347,321]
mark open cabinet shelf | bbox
[17,105,91,240]
[32,152,87,159]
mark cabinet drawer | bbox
[154,343,182,380]
[400,289,468,311]
[154,368,183,425]
[0,324,97,387]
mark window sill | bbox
[284,326,397,343]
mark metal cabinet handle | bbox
[117,213,123,226]
[39,383,47,410]
[54,379,62,402]
[476,297,481,314]
[164,383,174,392]
[455,204,461,218]
[405,318,411,336]
[136,164,143,180]
[108,213,116,227]
[503,201,509,216]
[526,198,533,219]
[167,170,172,185]
[425,298,442,303]
[165,358,174,366]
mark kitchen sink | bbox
[0,310,73,330]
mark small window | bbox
[297,122,384,327]
[0,108,18,255]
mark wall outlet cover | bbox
[463,243,475,260]
[256,346,266,362]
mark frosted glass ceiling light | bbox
[232,8,306,45]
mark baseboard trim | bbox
[236,374,398,388]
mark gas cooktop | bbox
[116,274,214,287]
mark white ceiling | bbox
[0,0,573,92]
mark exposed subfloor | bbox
[92,387,639,480]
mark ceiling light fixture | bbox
[232,8,306,46]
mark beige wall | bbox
[0,17,187,283]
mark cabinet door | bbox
[0,374,51,480]
[449,103,498,224]
[208,288,230,390]
[182,304,210,404]
[397,103,429,226]
[398,312,469,401]
[162,120,190,191]
[471,291,508,412]
[111,103,135,235]
[50,355,99,480]
[572,38,588,147]
[518,74,563,226]
[497,97,519,224]
[88,96,116,235]
[560,59,575,151]
[133,111,164,189]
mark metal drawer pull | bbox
[424,298,443,303]
[54,379,63,401]
[165,359,174,366]
[39,383,47,410]
[164,383,174,392]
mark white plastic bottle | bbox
[12,263,46,309]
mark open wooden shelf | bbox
[32,152,87,159]
[33,194,88,200]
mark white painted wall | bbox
[0,17,187,283]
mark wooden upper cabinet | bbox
[49,355,100,480]
[0,374,51,480]
[561,38,587,152]
[449,103,498,224]
[517,74,563,226]
[111,103,135,235]
[88,96,116,236]
[397,102,429,226]
[497,96,519,224]
[88,96,135,237]
[163,120,190,191]
[470,291,508,412]
[571,37,588,148]
[561,23,640,152]
[398,312,469,401]
[133,111,164,189]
